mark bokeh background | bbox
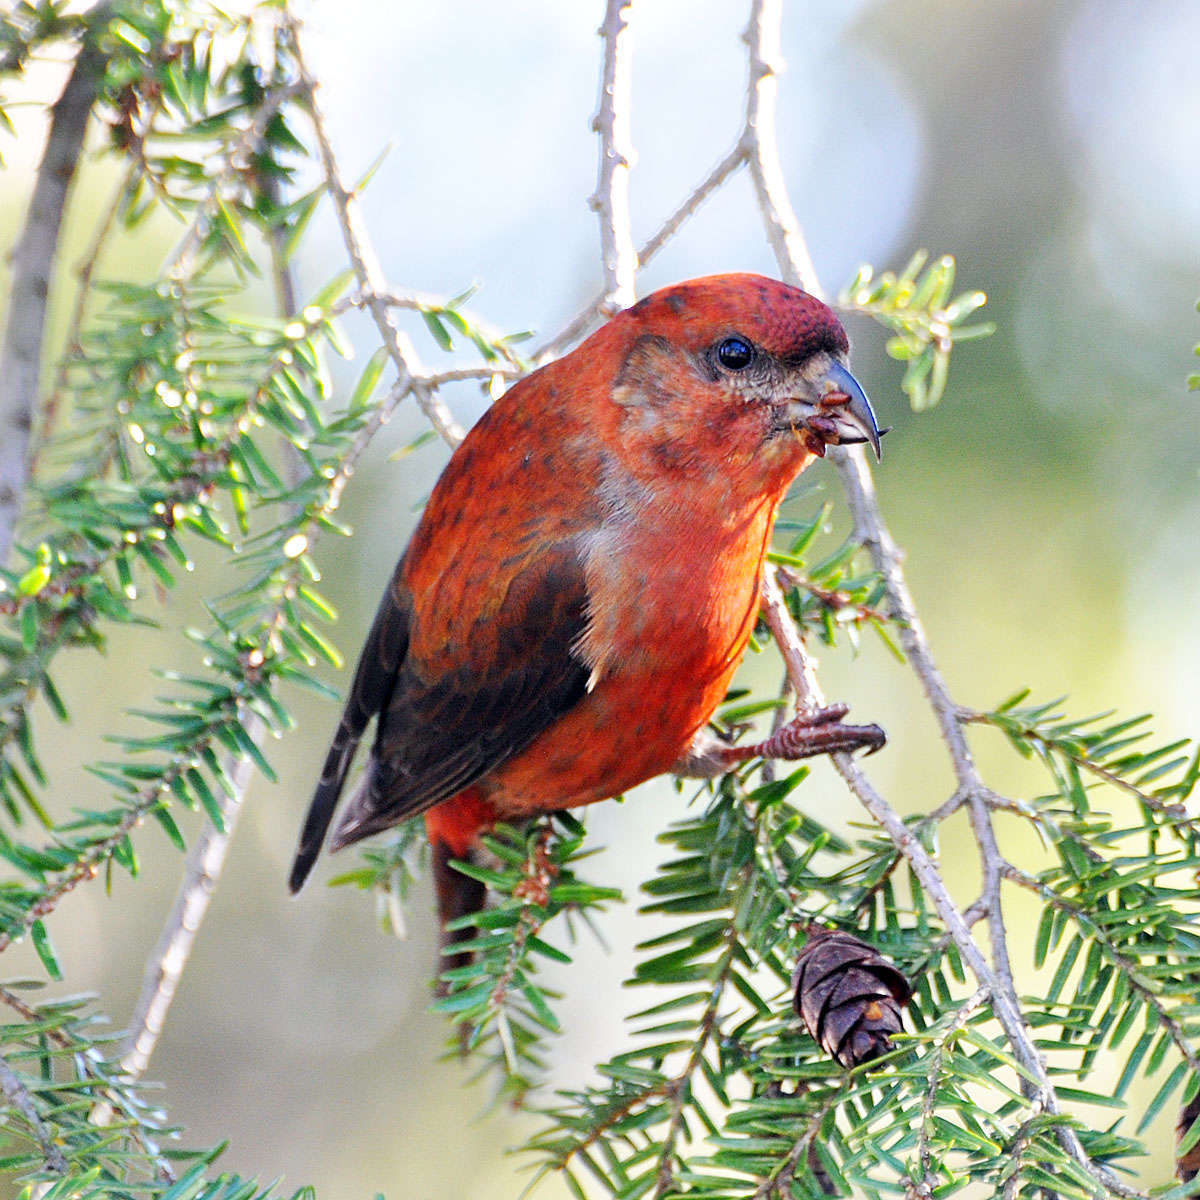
[2,0,1199,1194]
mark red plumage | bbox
[290,273,883,943]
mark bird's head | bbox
[603,273,880,489]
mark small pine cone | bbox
[792,928,912,1068]
[1179,1083,1200,1181]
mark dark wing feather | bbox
[289,542,590,890]
[288,571,411,893]
[327,544,591,849]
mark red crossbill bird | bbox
[289,273,884,947]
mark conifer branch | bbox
[0,1050,67,1174]
[116,166,308,1089]
[0,29,108,565]
[744,4,1158,1194]
[31,164,132,476]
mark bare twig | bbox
[419,365,519,389]
[534,141,745,361]
[533,0,824,364]
[591,0,637,314]
[833,448,1027,1044]
[759,567,824,710]
[640,142,747,265]
[115,716,256,1086]
[0,36,107,566]
[535,0,820,367]
[364,290,524,369]
[286,15,463,448]
[741,0,820,300]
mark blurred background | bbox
[1,0,1198,1194]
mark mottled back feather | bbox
[289,541,591,891]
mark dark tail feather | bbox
[431,839,488,977]
[288,720,361,893]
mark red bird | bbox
[290,274,883,942]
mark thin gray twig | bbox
[287,15,463,448]
[533,141,746,362]
[0,1051,67,1173]
[591,0,637,313]
[117,747,253,1081]
[742,0,821,299]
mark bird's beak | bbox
[817,361,883,461]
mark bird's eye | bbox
[716,336,754,370]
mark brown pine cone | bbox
[792,928,912,1068]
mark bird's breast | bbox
[482,486,780,816]
[580,484,776,682]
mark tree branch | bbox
[534,141,745,362]
[0,983,173,1180]
[286,15,463,448]
[760,579,1145,1199]
[590,0,637,314]
[0,1050,67,1174]
[915,988,992,1196]
[833,444,1027,1041]
[741,0,821,299]
[1001,862,1200,1077]
[744,5,1151,1194]
[651,930,737,1198]
[749,1085,842,1200]
[0,36,107,567]
[116,705,256,1085]
[162,81,304,282]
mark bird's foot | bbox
[720,704,886,765]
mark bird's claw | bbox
[720,704,886,765]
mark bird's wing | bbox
[288,566,413,892]
[289,539,591,890]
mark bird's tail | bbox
[288,717,362,893]
[430,838,488,977]
[424,787,498,975]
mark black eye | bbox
[716,336,754,370]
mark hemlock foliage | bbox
[0,3,1196,1198]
